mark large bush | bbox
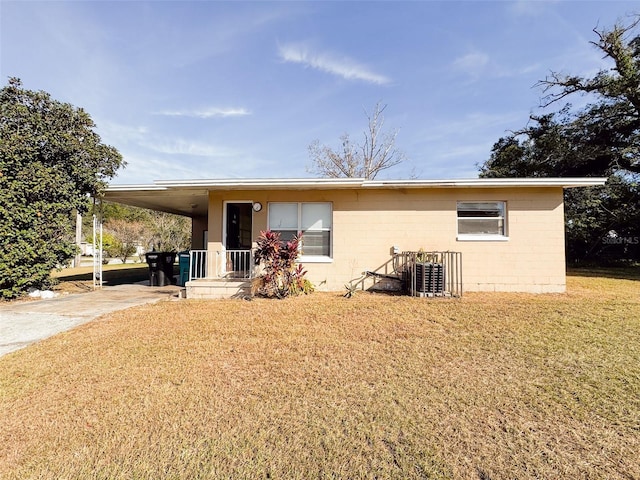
[0,78,123,299]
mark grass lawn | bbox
[1,273,639,479]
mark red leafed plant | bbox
[252,230,314,298]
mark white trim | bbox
[298,256,334,263]
[105,185,169,191]
[108,177,607,191]
[153,178,364,189]
[457,201,508,239]
[457,235,510,242]
[362,178,606,189]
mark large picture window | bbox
[268,202,332,258]
[457,201,507,240]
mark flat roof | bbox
[103,177,607,217]
[110,177,607,190]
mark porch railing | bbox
[220,249,253,279]
[189,250,208,281]
[188,249,254,281]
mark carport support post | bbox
[74,211,82,268]
[92,215,103,289]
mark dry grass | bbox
[1,273,639,479]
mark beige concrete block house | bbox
[104,177,605,298]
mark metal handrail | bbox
[188,249,253,280]
[222,249,253,279]
[189,250,207,280]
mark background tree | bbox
[0,78,123,298]
[100,202,152,223]
[103,219,146,263]
[307,102,405,179]
[147,211,191,252]
[82,202,151,255]
[100,202,190,253]
[84,202,192,261]
[85,231,118,263]
[479,16,640,263]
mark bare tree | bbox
[148,211,191,252]
[104,219,146,263]
[307,102,405,179]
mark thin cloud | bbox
[155,107,251,118]
[97,121,149,143]
[419,112,524,143]
[278,43,391,85]
[452,52,490,73]
[508,0,555,17]
[113,150,270,183]
[438,142,494,160]
[451,51,541,79]
[141,138,238,157]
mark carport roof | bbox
[103,177,607,218]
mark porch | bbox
[184,249,254,299]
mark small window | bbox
[457,201,507,240]
[268,202,332,259]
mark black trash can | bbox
[145,252,176,286]
[145,252,165,286]
[160,252,177,285]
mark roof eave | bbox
[151,178,366,190]
[106,177,608,192]
[361,178,608,189]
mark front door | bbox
[225,202,252,250]
[224,202,253,277]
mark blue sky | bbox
[1,1,638,184]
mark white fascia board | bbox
[362,178,608,188]
[151,178,366,189]
[106,177,608,192]
[105,184,168,192]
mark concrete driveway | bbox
[0,283,181,357]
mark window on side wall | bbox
[268,202,332,261]
[457,201,508,241]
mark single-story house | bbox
[104,177,606,298]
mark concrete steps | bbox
[185,279,252,299]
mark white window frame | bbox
[456,201,509,241]
[267,202,333,263]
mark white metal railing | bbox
[188,249,253,281]
[189,250,207,280]
[221,249,253,279]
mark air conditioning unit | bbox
[413,262,444,296]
